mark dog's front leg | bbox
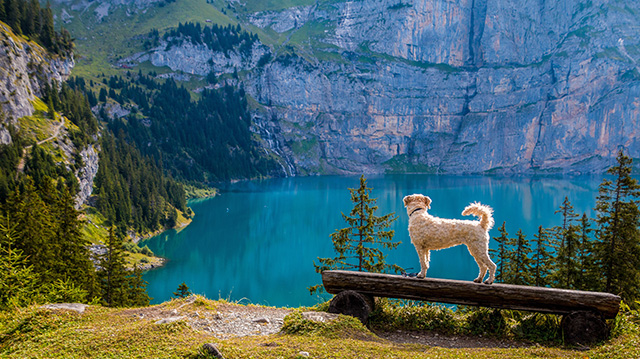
[417,249,430,279]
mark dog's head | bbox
[403,194,431,214]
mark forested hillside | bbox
[0,0,284,310]
[95,72,279,182]
[0,0,71,54]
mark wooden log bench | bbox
[322,270,622,345]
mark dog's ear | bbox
[403,195,413,207]
[423,196,432,209]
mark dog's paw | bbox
[483,279,494,285]
[473,278,482,283]
[417,273,425,279]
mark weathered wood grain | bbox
[322,270,621,319]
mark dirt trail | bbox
[16,116,65,175]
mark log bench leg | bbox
[328,290,375,325]
[561,311,609,346]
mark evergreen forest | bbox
[96,72,278,182]
[492,150,640,303]
[162,21,258,55]
[0,0,72,54]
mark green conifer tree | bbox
[593,150,640,301]
[40,1,55,51]
[490,222,509,282]
[532,226,553,287]
[0,214,40,309]
[7,177,56,283]
[5,0,21,34]
[309,175,401,294]
[47,95,56,120]
[52,186,97,296]
[98,227,129,307]
[510,229,533,286]
[173,282,191,298]
[0,0,6,21]
[551,197,581,289]
[577,213,597,291]
[127,265,151,307]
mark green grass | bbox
[383,154,440,174]
[80,207,110,244]
[55,0,236,79]
[289,136,318,155]
[183,183,217,200]
[3,296,640,358]
[18,98,57,143]
[0,304,209,358]
[234,0,315,13]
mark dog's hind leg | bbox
[483,256,497,285]
[467,244,488,283]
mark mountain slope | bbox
[51,0,640,175]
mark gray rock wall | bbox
[244,0,640,174]
[0,23,73,144]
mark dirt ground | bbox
[114,297,532,349]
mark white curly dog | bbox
[403,194,497,284]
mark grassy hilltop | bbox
[2,295,640,358]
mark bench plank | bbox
[322,270,621,319]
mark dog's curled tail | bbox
[462,202,495,230]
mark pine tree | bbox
[0,214,40,309]
[5,0,21,34]
[577,213,597,291]
[532,226,553,287]
[47,90,56,120]
[98,227,129,307]
[490,222,509,282]
[127,265,151,307]
[51,186,97,296]
[593,150,640,301]
[7,177,56,283]
[309,175,402,294]
[0,0,6,21]
[40,1,55,51]
[173,282,191,298]
[551,197,581,289]
[510,229,533,286]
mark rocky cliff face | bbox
[241,0,640,174]
[124,40,270,76]
[0,23,99,206]
[60,0,640,175]
[0,22,74,144]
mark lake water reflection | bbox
[143,175,603,307]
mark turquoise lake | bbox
[143,174,604,307]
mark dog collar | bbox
[410,207,425,217]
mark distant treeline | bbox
[493,151,640,304]
[95,72,278,182]
[161,21,257,54]
[0,0,72,55]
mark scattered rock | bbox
[298,351,310,357]
[41,303,88,314]
[301,311,340,323]
[253,317,270,324]
[201,343,225,359]
[154,316,184,325]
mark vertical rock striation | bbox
[244,0,640,174]
[0,23,74,144]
